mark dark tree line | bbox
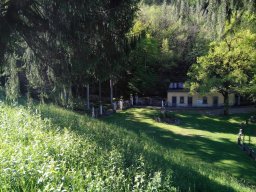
[0,0,255,107]
[119,0,256,97]
[0,0,139,106]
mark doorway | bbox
[172,96,177,107]
[213,96,218,107]
[188,97,193,106]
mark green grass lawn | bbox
[103,108,256,190]
[0,103,255,191]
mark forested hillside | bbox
[1,0,256,102]
[125,0,256,96]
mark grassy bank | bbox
[102,108,256,191]
[0,103,255,191]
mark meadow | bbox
[0,102,255,191]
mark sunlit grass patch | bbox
[0,104,174,191]
[0,104,255,191]
[104,108,256,191]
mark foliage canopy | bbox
[187,29,256,114]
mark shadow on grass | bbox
[142,148,238,192]
[178,114,254,134]
[36,105,246,192]
[143,109,254,135]
[101,109,256,185]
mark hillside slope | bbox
[0,103,255,191]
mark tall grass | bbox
[0,103,175,191]
[0,103,255,191]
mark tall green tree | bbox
[187,29,256,115]
[128,0,256,97]
[0,0,139,103]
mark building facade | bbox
[167,82,237,107]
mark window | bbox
[180,96,184,104]
[178,82,184,89]
[188,97,193,106]
[203,96,208,104]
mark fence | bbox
[237,117,256,160]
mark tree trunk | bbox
[99,80,102,103]
[110,79,113,106]
[223,92,229,116]
[86,84,90,110]
[0,26,11,66]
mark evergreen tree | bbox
[0,0,139,103]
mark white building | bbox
[167,82,238,107]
